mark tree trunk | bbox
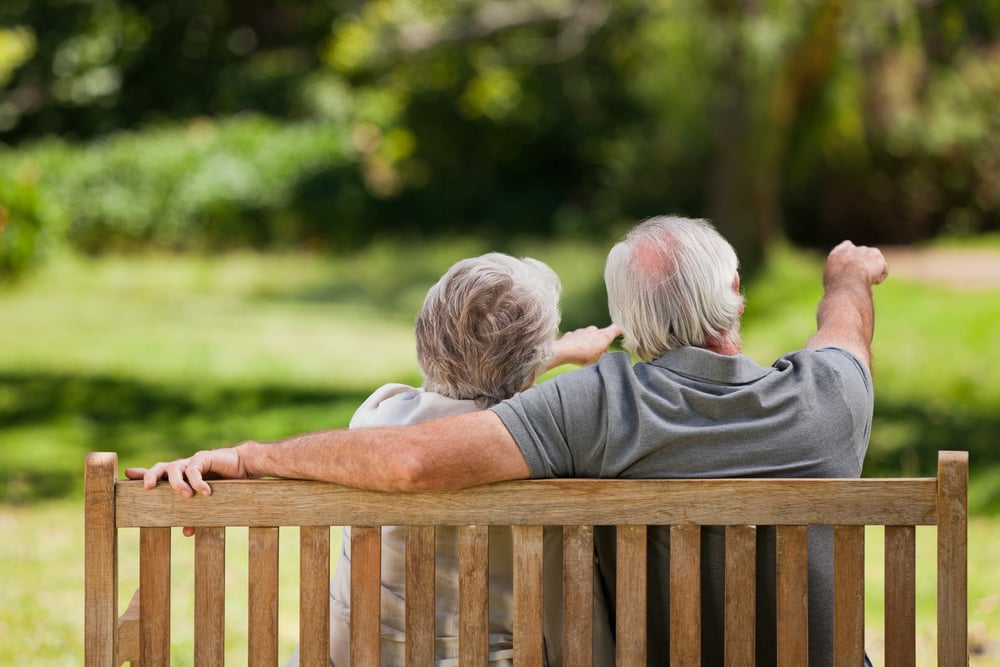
[707,0,847,274]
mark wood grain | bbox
[140,527,171,666]
[616,525,647,667]
[194,526,226,667]
[458,525,489,667]
[776,525,808,667]
[403,525,436,666]
[725,525,756,667]
[248,526,279,667]
[116,478,940,528]
[512,525,545,667]
[669,524,701,667]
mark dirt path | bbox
[881,246,1000,289]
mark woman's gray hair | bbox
[604,216,744,361]
[416,253,562,407]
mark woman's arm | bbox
[545,324,622,371]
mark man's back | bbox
[493,345,874,666]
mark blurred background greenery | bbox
[2,0,999,278]
[1,0,998,664]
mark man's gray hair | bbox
[416,253,562,407]
[604,216,744,360]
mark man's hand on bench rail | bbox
[125,447,247,498]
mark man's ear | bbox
[733,273,744,315]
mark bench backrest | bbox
[84,450,968,666]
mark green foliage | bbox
[0,0,998,304]
[3,1,1000,278]
[0,0,334,140]
[0,115,357,278]
[0,164,44,277]
[783,1,1000,245]
[0,25,35,90]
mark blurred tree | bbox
[782,0,1000,245]
[0,0,335,140]
[310,0,869,267]
[310,0,643,243]
[1,0,997,273]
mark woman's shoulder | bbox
[349,383,481,428]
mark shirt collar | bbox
[650,346,774,385]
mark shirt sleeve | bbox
[785,346,875,468]
[490,356,619,478]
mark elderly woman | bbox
[287,252,618,666]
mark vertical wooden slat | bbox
[512,525,545,667]
[248,527,280,667]
[937,451,969,667]
[563,525,595,666]
[616,525,647,667]
[140,526,171,666]
[405,525,436,667]
[834,525,865,667]
[458,525,490,667]
[670,524,701,667]
[775,525,809,667]
[301,526,332,667]
[725,525,756,667]
[84,452,118,667]
[194,526,226,667]
[884,526,916,667]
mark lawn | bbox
[1,238,998,664]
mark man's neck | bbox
[703,337,741,356]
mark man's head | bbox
[605,216,744,360]
[416,253,561,407]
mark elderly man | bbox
[130,216,888,666]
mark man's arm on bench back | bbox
[127,410,529,496]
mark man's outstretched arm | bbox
[806,240,889,372]
[125,410,529,496]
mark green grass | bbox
[863,521,1000,665]
[1,237,999,663]
[0,499,332,665]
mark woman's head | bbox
[416,253,562,406]
[604,216,743,360]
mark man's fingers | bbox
[828,241,889,287]
[871,250,889,285]
[165,462,195,498]
[142,462,171,490]
[184,464,213,497]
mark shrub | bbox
[0,115,352,279]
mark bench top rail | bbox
[114,476,943,528]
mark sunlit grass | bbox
[864,520,1000,666]
[0,500,337,666]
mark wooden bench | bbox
[84,450,969,666]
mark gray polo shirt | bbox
[491,345,874,666]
